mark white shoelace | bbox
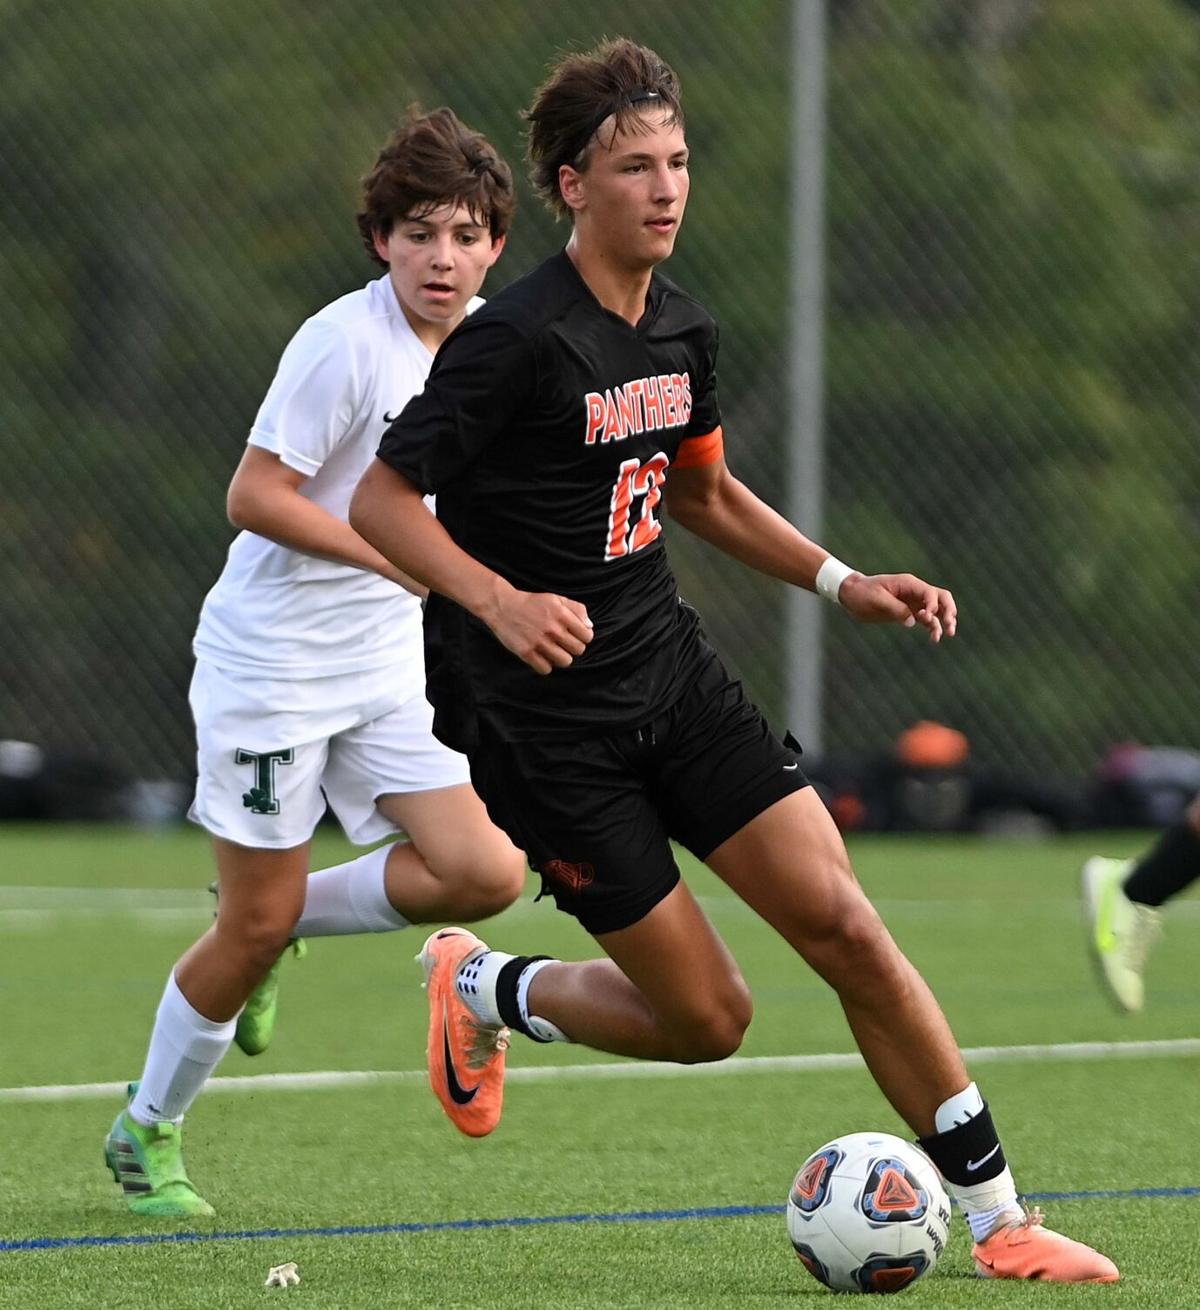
[460,1014,511,1071]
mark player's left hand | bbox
[838,573,957,643]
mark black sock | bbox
[1124,822,1200,907]
[494,954,554,1041]
[917,1104,1007,1187]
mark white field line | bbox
[3,1038,1198,1105]
[4,885,1197,920]
[0,887,209,908]
[0,887,207,929]
[0,909,202,931]
[7,901,1200,931]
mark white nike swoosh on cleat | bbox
[783,763,800,771]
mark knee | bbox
[432,841,527,920]
[218,910,298,972]
[834,903,893,957]
[669,982,754,1064]
[674,1013,751,1064]
[802,900,902,987]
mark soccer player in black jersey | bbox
[351,39,1116,1283]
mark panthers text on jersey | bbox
[377,252,724,750]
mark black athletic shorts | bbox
[467,644,808,935]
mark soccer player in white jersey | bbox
[103,108,526,1218]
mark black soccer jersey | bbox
[377,251,724,750]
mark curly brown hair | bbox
[524,38,684,221]
[356,106,515,267]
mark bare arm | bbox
[226,446,427,597]
[349,458,594,674]
[663,456,956,642]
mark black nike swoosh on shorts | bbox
[443,1015,480,1105]
[383,411,402,424]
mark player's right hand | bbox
[491,591,593,674]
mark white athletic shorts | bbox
[188,659,471,849]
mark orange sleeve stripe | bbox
[672,426,724,470]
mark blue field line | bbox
[3,1186,1198,1254]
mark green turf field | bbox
[0,825,1196,1308]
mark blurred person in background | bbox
[103,108,526,1218]
[1083,790,1200,1011]
[351,39,1116,1284]
[815,721,1084,835]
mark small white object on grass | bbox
[265,1262,300,1288]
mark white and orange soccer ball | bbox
[786,1131,951,1294]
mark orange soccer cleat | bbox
[418,927,510,1138]
[972,1207,1119,1283]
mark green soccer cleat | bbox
[104,1084,214,1218]
[235,937,306,1056]
[1082,856,1162,1013]
[209,880,305,1056]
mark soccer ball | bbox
[786,1131,951,1294]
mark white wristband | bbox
[814,555,856,604]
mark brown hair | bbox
[524,38,684,220]
[356,106,515,266]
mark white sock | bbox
[935,1082,1021,1241]
[453,951,572,1041]
[517,958,572,1043]
[293,842,409,937]
[455,949,513,1025]
[129,972,237,1125]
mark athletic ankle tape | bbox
[918,1103,1007,1187]
[495,954,553,1040]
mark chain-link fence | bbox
[820,0,1200,784]
[2,0,1198,797]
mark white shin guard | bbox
[293,842,410,937]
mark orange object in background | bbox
[895,721,970,770]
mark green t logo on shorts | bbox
[235,748,295,815]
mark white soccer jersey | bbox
[194,275,480,681]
